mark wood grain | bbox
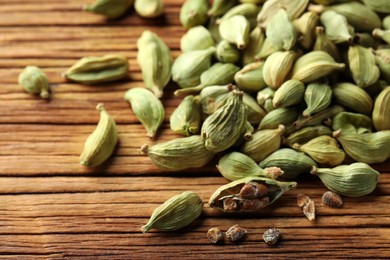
[0,0,389,259]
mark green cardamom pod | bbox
[294,105,344,130]
[311,163,379,197]
[348,45,380,88]
[137,31,172,97]
[284,125,333,147]
[293,11,319,50]
[241,125,285,162]
[235,62,267,93]
[263,51,296,89]
[134,0,163,18]
[208,0,238,17]
[215,40,240,64]
[372,29,390,45]
[240,0,266,3]
[64,54,129,84]
[273,79,305,108]
[313,26,341,62]
[384,15,390,30]
[291,51,345,83]
[171,46,215,89]
[257,87,275,109]
[180,0,208,29]
[84,0,134,19]
[202,90,247,153]
[209,176,297,212]
[217,3,260,29]
[266,9,297,51]
[331,112,373,135]
[170,95,202,136]
[199,84,233,115]
[124,88,164,138]
[18,66,50,99]
[293,135,345,166]
[258,107,299,130]
[334,130,390,164]
[217,152,283,181]
[219,15,250,49]
[242,27,265,65]
[256,37,283,60]
[174,62,240,96]
[355,32,381,49]
[259,148,317,180]
[332,82,373,115]
[243,93,267,124]
[362,0,390,13]
[372,87,390,131]
[303,81,332,117]
[180,26,214,52]
[319,10,353,44]
[374,49,390,84]
[141,191,203,233]
[80,104,118,167]
[141,135,214,171]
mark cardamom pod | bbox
[263,51,296,89]
[303,81,332,117]
[266,9,297,51]
[331,112,373,135]
[242,27,265,65]
[180,26,214,52]
[235,62,267,93]
[243,93,267,125]
[18,66,50,99]
[384,15,390,30]
[241,125,285,162]
[180,0,208,29]
[134,0,163,18]
[80,104,118,167]
[215,40,240,64]
[313,26,341,62]
[209,176,297,212]
[273,79,305,108]
[291,51,345,83]
[311,163,380,197]
[332,82,373,115]
[348,45,380,88]
[259,148,317,180]
[320,10,353,44]
[84,0,134,19]
[372,87,390,131]
[170,95,202,136]
[256,87,275,109]
[284,125,333,147]
[374,49,390,84]
[199,84,233,115]
[217,3,260,29]
[64,54,129,84]
[293,11,319,50]
[219,15,250,49]
[293,105,345,130]
[258,107,299,130]
[124,88,164,138]
[202,90,247,153]
[256,37,283,59]
[372,29,390,45]
[208,0,237,17]
[362,0,390,13]
[137,31,172,97]
[217,152,283,181]
[141,191,203,233]
[141,135,214,171]
[293,135,345,166]
[355,32,381,49]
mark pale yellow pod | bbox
[219,15,250,49]
[293,11,319,49]
[263,51,296,89]
[372,87,390,130]
[348,45,380,88]
[134,0,163,18]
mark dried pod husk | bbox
[241,125,285,162]
[175,62,240,96]
[348,45,380,88]
[124,88,164,138]
[208,0,238,17]
[263,51,296,89]
[266,9,297,51]
[244,93,267,124]
[64,54,129,84]
[311,162,380,197]
[218,3,260,28]
[170,95,202,136]
[284,125,333,147]
[219,15,250,49]
[242,27,265,65]
[374,49,390,84]
[293,105,345,130]
[373,87,390,131]
[235,62,267,93]
[202,90,247,153]
[141,135,214,171]
[331,112,373,135]
[322,191,343,208]
[180,0,208,29]
[137,31,172,97]
[171,46,215,89]
[80,104,118,167]
[273,79,305,108]
[303,81,332,117]
[332,82,373,116]
[180,26,215,52]
[259,148,317,180]
[313,26,341,62]
[208,176,297,212]
[84,0,134,19]
[293,135,345,166]
[334,130,390,164]
[141,191,203,233]
[18,66,50,99]
[293,11,319,50]
[257,0,309,27]
[362,0,390,13]
[319,10,353,44]
[217,152,283,181]
[199,84,232,114]
[215,40,240,64]
[291,51,345,83]
[134,0,163,18]
[259,107,300,130]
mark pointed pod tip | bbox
[140,144,149,155]
[96,103,105,111]
[40,90,50,99]
[332,129,342,138]
[80,160,90,167]
[310,166,318,175]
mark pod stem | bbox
[140,144,149,155]
[310,166,318,175]
[174,85,205,97]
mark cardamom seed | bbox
[263,51,296,89]
[235,62,267,93]
[332,82,373,115]
[207,227,225,244]
[84,0,134,19]
[180,26,214,52]
[18,66,50,99]
[372,87,390,131]
[263,228,281,246]
[284,125,333,147]
[297,194,315,221]
[322,191,343,208]
[180,0,208,29]
[215,40,240,64]
[226,225,247,242]
[348,45,380,88]
[219,15,250,49]
[320,10,353,44]
[266,9,297,51]
[170,95,202,136]
[273,79,305,108]
[134,0,163,18]
[303,81,332,117]
[331,112,373,135]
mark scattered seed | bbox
[207,227,224,244]
[263,228,281,246]
[226,224,247,242]
[322,191,343,208]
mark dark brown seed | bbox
[297,193,310,208]
[207,227,224,244]
[322,191,343,208]
[226,224,247,242]
[223,197,238,211]
[239,182,268,199]
[241,197,270,211]
[303,199,315,221]
[263,228,281,246]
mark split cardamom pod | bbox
[84,0,134,19]
[170,95,202,136]
[332,82,373,115]
[372,87,390,131]
[303,81,332,117]
[18,66,50,99]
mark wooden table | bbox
[0,1,389,258]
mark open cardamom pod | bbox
[84,0,134,19]
[18,66,50,99]
[180,26,214,52]
[263,51,296,89]
[348,45,380,88]
[170,95,202,136]
[372,87,390,131]
[332,82,373,115]
[180,0,208,29]
[219,15,250,49]
[331,112,373,135]
[303,81,332,117]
